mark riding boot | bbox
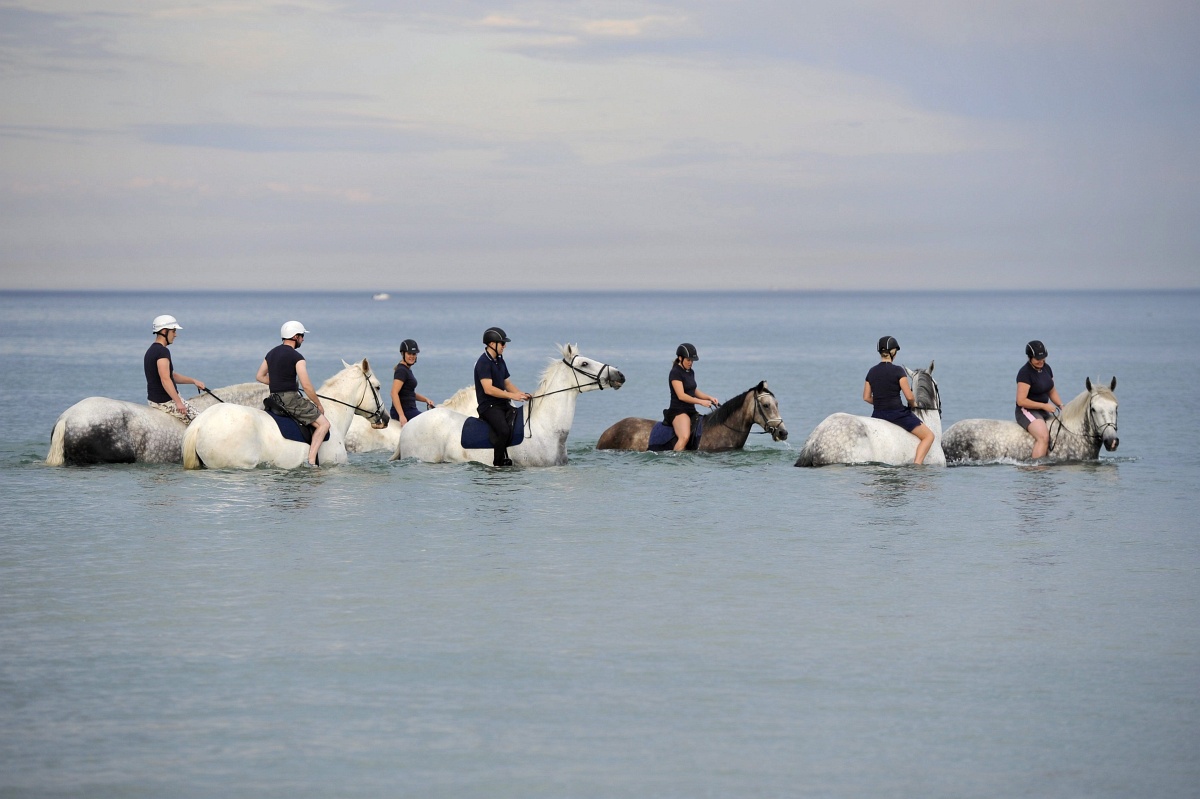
[493,447,506,467]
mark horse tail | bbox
[181,422,204,469]
[46,417,67,466]
[794,447,815,467]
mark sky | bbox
[1,0,1197,291]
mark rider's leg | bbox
[308,414,330,466]
[913,424,935,464]
[672,413,691,451]
[1028,418,1050,459]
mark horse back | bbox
[596,417,655,451]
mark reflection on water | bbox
[857,465,939,511]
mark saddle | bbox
[460,407,526,450]
[648,417,703,452]
[262,395,330,447]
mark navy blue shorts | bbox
[873,407,924,433]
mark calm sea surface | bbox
[1,290,1198,798]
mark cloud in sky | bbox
[0,0,1197,290]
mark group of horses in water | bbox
[45,343,1120,470]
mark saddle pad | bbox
[460,407,526,450]
[266,412,330,445]
[648,418,703,452]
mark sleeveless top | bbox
[264,343,304,393]
[866,362,907,411]
[144,342,175,403]
[667,363,698,413]
[1016,362,1054,406]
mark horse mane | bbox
[706,384,770,427]
[441,385,477,413]
[1060,383,1115,425]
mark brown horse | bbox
[596,381,788,452]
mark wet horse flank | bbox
[596,381,788,452]
[943,377,1118,463]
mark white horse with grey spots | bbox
[943,377,1118,463]
[795,362,944,467]
[46,383,269,466]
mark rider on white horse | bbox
[391,338,435,426]
[474,327,531,467]
[863,335,936,465]
[1016,339,1065,459]
[256,320,330,468]
[145,314,206,424]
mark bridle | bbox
[317,369,388,427]
[1050,395,1116,450]
[709,390,784,439]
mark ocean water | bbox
[1,290,1198,798]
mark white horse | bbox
[182,359,386,470]
[46,382,269,466]
[391,344,625,466]
[346,384,480,453]
[795,362,944,467]
[943,377,1118,463]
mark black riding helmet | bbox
[399,339,419,354]
[676,342,699,361]
[483,327,511,345]
[877,335,899,354]
[1026,340,1048,360]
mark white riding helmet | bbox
[280,320,309,339]
[152,314,182,332]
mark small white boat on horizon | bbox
[372,293,390,301]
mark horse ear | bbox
[928,360,934,373]
[758,380,768,391]
[1110,376,1116,391]
[361,358,370,372]
[342,359,352,369]
[1086,377,1093,391]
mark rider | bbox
[664,343,719,451]
[1016,339,1065,459]
[862,335,935,464]
[391,339,435,426]
[474,327,530,466]
[256,320,330,467]
[145,314,206,424]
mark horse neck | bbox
[915,407,942,437]
[317,370,367,435]
[527,362,578,432]
[704,390,754,447]
[1060,390,1091,427]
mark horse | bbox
[182,359,386,469]
[391,344,625,466]
[795,362,944,467]
[45,382,269,466]
[345,384,482,453]
[942,377,1118,463]
[595,381,788,452]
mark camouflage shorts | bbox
[149,399,197,424]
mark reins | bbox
[707,391,782,437]
[316,371,386,425]
[1048,398,1113,452]
[522,356,612,437]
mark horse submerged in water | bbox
[795,362,944,467]
[45,383,269,466]
[182,360,386,470]
[942,377,1118,464]
[595,381,788,452]
[392,344,624,466]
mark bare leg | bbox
[1028,418,1050,459]
[912,424,935,464]
[672,414,691,451]
[308,414,330,466]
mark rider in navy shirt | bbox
[664,343,719,451]
[474,327,530,466]
[256,320,329,467]
[862,336,935,464]
[144,314,205,423]
[1015,339,1064,459]
[391,339,435,425]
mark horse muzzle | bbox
[1103,435,1119,452]
[606,369,626,390]
[768,423,788,441]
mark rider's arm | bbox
[157,358,186,412]
[1016,381,1050,411]
[672,379,714,408]
[1048,385,1064,411]
[296,360,324,414]
[863,380,873,405]
[899,375,915,405]
[502,378,531,401]
[255,360,270,385]
[391,378,407,424]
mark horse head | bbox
[1085,376,1119,451]
[338,358,389,428]
[907,361,941,414]
[557,344,626,392]
[752,381,788,441]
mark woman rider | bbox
[862,335,935,465]
[664,343,719,451]
[474,327,531,466]
[390,339,435,426]
[1015,339,1064,459]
